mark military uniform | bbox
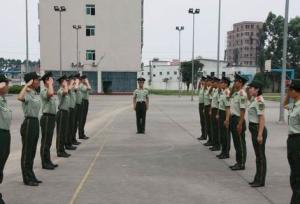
[134,78,149,134]
[20,72,42,185]
[79,77,90,140]
[230,74,248,170]
[287,80,300,204]
[203,76,213,146]
[198,77,206,140]
[56,75,71,158]
[210,78,221,151]
[218,78,231,159]
[0,74,12,203]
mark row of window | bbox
[141,71,178,76]
[235,24,260,31]
[85,5,96,61]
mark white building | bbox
[39,0,144,93]
[197,58,228,78]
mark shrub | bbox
[8,85,23,94]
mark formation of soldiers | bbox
[0,72,91,203]
[198,74,300,204]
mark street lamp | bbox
[188,8,200,101]
[176,26,184,97]
[54,6,66,76]
[73,25,82,72]
[217,0,221,78]
[25,0,29,74]
[279,0,290,122]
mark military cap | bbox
[137,77,146,82]
[24,72,40,83]
[73,73,81,79]
[234,73,248,84]
[56,75,68,84]
[206,76,213,81]
[201,76,207,81]
[40,72,53,82]
[221,76,231,86]
[213,77,221,82]
[0,74,11,83]
[289,79,300,90]
[80,75,87,80]
[68,74,75,80]
[248,80,264,89]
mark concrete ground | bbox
[0,95,291,204]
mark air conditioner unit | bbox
[92,62,97,67]
[71,62,75,67]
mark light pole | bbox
[176,26,184,97]
[54,6,66,76]
[25,0,29,73]
[279,0,290,122]
[73,25,82,72]
[188,8,200,101]
[217,0,221,78]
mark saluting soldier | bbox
[247,80,268,187]
[229,73,248,171]
[73,73,82,144]
[198,77,207,140]
[56,75,71,158]
[0,74,12,203]
[17,72,42,186]
[210,77,221,151]
[78,75,91,140]
[133,77,149,134]
[203,76,213,146]
[217,77,231,159]
[285,80,300,204]
[65,75,77,150]
[40,72,58,170]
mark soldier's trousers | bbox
[249,122,267,185]
[230,115,247,166]
[0,129,10,184]
[211,108,219,147]
[219,110,230,155]
[68,108,76,145]
[204,105,212,143]
[135,102,146,133]
[40,114,56,166]
[74,104,82,140]
[56,110,69,154]
[198,103,206,138]
[20,117,39,182]
[287,134,300,204]
[79,100,89,138]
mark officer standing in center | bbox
[229,73,248,171]
[40,72,58,170]
[0,74,12,203]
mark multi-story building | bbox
[226,21,263,67]
[39,0,144,93]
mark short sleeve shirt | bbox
[248,96,265,123]
[57,88,70,111]
[198,87,205,104]
[133,89,149,102]
[218,89,230,111]
[230,89,247,117]
[211,88,220,109]
[81,84,89,100]
[0,96,12,130]
[76,87,83,105]
[22,89,41,118]
[288,100,300,134]
[69,89,76,109]
[204,87,212,106]
[40,87,57,114]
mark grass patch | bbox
[149,89,195,96]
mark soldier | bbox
[229,73,248,171]
[56,75,71,158]
[217,77,231,159]
[0,74,12,203]
[78,75,91,140]
[40,72,58,170]
[198,77,207,140]
[17,72,42,186]
[210,77,221,151]
[285,79,300,204]
[65,75,77,150]
[133,77,149,134]
[203,76,213,146]
[247,80,268,187]
[73,73,82,144]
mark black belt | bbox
[58,109,68,112]
[82,99,88,101]
[289,133,300,137]
[205,105,211,107]
[43,113,56,117]
[25,116,38,120]
[249,122,259,126]
[231,115,239,118]
[136,101,146,103]
[0,129,9,133]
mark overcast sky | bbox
[0,0,299,63]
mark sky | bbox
[0,0,299,63]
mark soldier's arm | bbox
[258,115,265,137]
[85,79,92,91]
[146,96,149,110]
[17,80,33,102]
[133,92,137,110]
[46,78,54,98]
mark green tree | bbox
[180,60,204,91]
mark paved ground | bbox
[0,95,292,204]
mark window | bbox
[86,4,95,15]
[147,72,150,75]
[174,71,177,75]
[167,71,170,75]
[153,74,156,77]
[141,72,144,75]
[159,72,162,75]
[86,50,96,61]
[86,25,95,36]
